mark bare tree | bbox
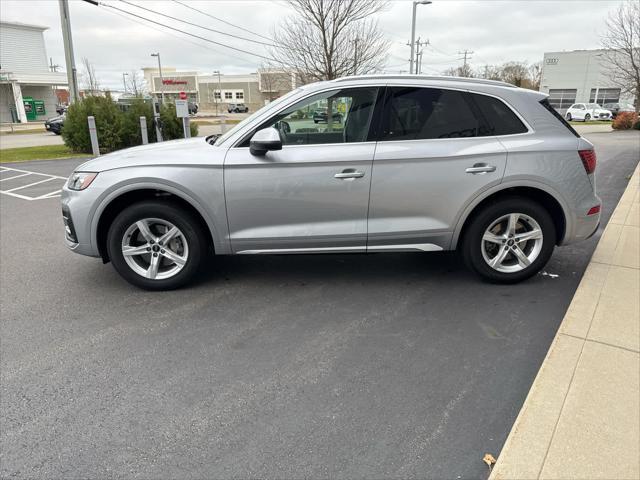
[478,64,503,81]
[500,62,530,87]
[271,0,390,82]
[126,70,146,97]
[528,61,543,91]
[600,0,640,111]
[259,63,294,102]
[81,57,100,95]
[443,64,473,78]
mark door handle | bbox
[465,163,497,174]
[334,169,365,180]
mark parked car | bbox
[188,101,198,115]
[45,113,65,135]
[565,103,612,121]
[228,103,249,113]
[62,75,601,289]
[312,109,343,123]
[602,102,635,119]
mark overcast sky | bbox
[0,0,624,89]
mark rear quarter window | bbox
[470,93,528,136]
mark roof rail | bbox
[332,74,516,88]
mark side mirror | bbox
[250,127,282,156]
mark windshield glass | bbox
[587,103,600,108]
[214,88,303,146]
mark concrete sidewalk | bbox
[491,165,640,479]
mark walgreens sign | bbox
[162,79,188,85]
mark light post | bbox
[213,69,222,116]
[150,52,165,104]
[122,72,128,93]
[409,0,432,74]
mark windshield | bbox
[587,103,601,108]
[214,88,303,146]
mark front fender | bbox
[88,167,230,255]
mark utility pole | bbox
[151,52,165,104]
[58,0,79,103]
[414,38,429,74]
[458,49,474,76]
[122,72,128,93]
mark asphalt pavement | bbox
[1,131,638,479]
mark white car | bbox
[565,103,612,122]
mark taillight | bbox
[579,149,597,174]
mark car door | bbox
[367,86,521,252]
[224,86,381,253]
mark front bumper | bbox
[61,185,101,258]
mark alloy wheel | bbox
[481,213,544,273]
[121,218,189,280]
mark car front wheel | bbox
[107,201,207,290]
[461,197,556,283]
[584,113,591,121]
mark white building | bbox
[540,49,636,113]
[0,21,68,123]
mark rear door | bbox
[367,86,525,251]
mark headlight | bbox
[67,172,98,190]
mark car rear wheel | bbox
[107,201,206,290]
[461,197,556,283]
[566,112,572,121]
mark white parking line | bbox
[0,167,67,201]
[0,172,32,182]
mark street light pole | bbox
[58,0,79,103]
[122,72,128,93]
[151,52,165,104]
[213,70,222,116]
[409,0,432,74]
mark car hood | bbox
[76,137,226,173]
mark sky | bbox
[0,0,624,90]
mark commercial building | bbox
[540,49,636,113]
[143,67,296,112]
[0,21,68,123]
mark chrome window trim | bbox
[381,83,534,139]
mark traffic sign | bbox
[179,91,187,100]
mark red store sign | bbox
[162,79,188,85]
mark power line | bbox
[171,0,274,43]
[98,5,260,69]
[119,0,276,48]
[95,2,277,62]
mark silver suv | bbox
[62,75,601,289]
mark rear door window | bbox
[470,93,528,135]
[381,87,481,140]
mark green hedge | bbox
[62,96,198,154]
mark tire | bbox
[566,113,572,121]
[106,201,207,290]
[461,197,556,284]
[584,113,591,122]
